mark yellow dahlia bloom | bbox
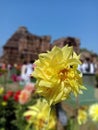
[89,103,98,122]
[32,45,86,105]
[77,109,87,125]
[24,99,57,130]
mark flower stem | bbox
[25,123,32,130]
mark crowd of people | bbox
[0,60,35,85]
[0,56,98,85]
[78,57,97,74]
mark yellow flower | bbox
[24,99,57,130]
[77,109,87,125]
[32,45,86,105]
[1,101,7,106]
[89,103,98,122]
[0,87,4,95]
[48,109,57,130]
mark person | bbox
[90,61,95,74]
[20,61,29,84]
[7,63,12,80]
[81,57,95,74]
[26,60,34,82]
[81,57,90,74]
[78,59,84,73]
[2,62,6,70]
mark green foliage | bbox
[12,100,36,130]
[0,69,7,74]
[0,99,17,130]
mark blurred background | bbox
[0,0,98,130]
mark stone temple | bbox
[0,26,80,64]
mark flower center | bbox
[38,119,47,129]
[59,69,69,81]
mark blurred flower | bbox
[77,109,87,125]
[11,74,22,82]
[13,90,21,102]
[16,76,22,82]
[24,83,35,93]
[24,99,57,130]
[3,95,9,101]
[32,45,86,105]
[3,91,14,101]
[0,87,4,95]
[6,91,14,96]
[89,103,98,122]
[14,63,17,68]
[1,101,7,106]
[19,90,31,104]
[11,74,17,82]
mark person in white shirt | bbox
[81,57,95,74]
[26,60,34,82]
[78,59,84,73]
[21,61,29,83]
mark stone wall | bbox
[1,27,80,64]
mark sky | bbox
[0,0,98,54]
